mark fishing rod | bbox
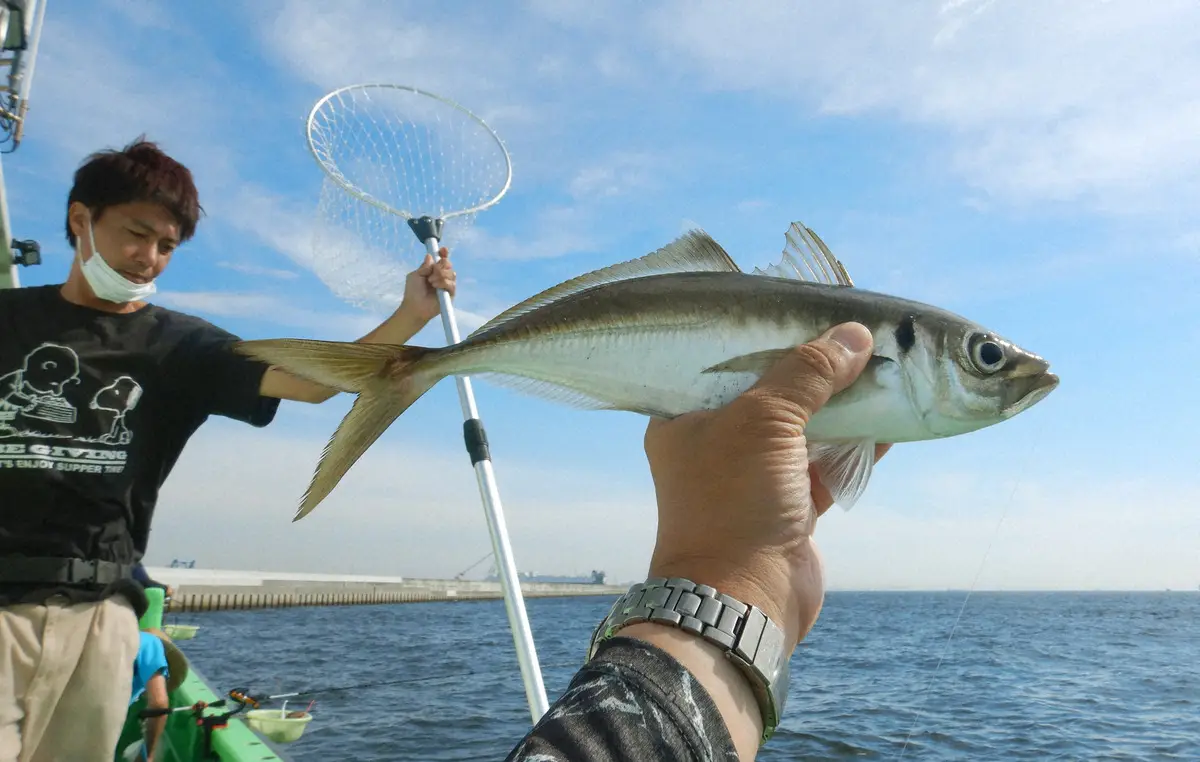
[134,698,248,761]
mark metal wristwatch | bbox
[587,576,790,742]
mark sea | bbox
[168,591,1200,761]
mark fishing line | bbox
[226,660,586,707]
[894,426,1044,759]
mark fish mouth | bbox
[1002,371,1059,418]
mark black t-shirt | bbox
[0,284,280,608]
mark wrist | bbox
[588,575,792,747]
[649,551,801,654]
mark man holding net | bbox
[0,137,456,762]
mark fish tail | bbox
[233,338,444,520]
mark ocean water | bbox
[168,591,1200,760]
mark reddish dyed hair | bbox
[65,135,204,247]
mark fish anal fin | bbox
[753,222,855,287]
[475,372,617,411]
[808,439,876,511]
[470,230,741,338]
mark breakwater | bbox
[146,567,627,613]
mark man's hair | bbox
[65,135,204,247]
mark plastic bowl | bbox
[162,624,199,640]
[244,709,313,743]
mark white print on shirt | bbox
[0,342,143,474]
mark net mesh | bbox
[306,85,511,312]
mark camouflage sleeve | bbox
[504,636,739,762]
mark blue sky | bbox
[8,0,1199,590]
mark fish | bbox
[235,222,1059,520]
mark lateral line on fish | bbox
[894,426,1045,760]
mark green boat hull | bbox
[114,655,292,762]
[115,588,295,761]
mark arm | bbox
[506,637,738,762]
[142,673,168,760]
[504,323,880,762]
[259,248,456,404]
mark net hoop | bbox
[304,82,513,223]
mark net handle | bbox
[304,82,513,222]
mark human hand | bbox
[642,322,889,652]
[399,246,457,323]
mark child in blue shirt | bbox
[122,630,175,761]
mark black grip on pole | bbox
[463,418,491,465]
[407,215,444,243]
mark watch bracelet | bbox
[586,575,788,741]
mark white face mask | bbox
[77,220,157,303]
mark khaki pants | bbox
[0,596,140,762]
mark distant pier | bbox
[146,567,627,613]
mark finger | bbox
[416,253,434,274]
[751,322,874,425]
[438,246,450,259]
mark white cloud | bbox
[153,290,379,338]
[216,262,300,280]
[213,182,503,337]
[146,416,1199,591]
[818,467,1200,591]
[148,419,657,582]
[639,0,1200,213]
[567,151,660,200]
[457,206,599,262]
[30,9,236,180]
[256,0,544,137]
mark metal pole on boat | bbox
[0,0,48,290]
[305,84,550,723]
[0,157,17,290]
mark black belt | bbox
[0,556,135,586]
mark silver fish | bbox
[236,222,1059,520]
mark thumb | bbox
[752,322,875,424]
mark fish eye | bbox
[971,337,1006,373]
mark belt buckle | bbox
[67,558,99,584]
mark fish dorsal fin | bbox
[753,222,855,286]
[469,229,741,337]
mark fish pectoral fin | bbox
[753,222,855,287]
[706,350,895,378]
[808,439,876,511]
[470,230,741,338]
[702,349,792,375]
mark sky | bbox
[5,0,1199,591]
